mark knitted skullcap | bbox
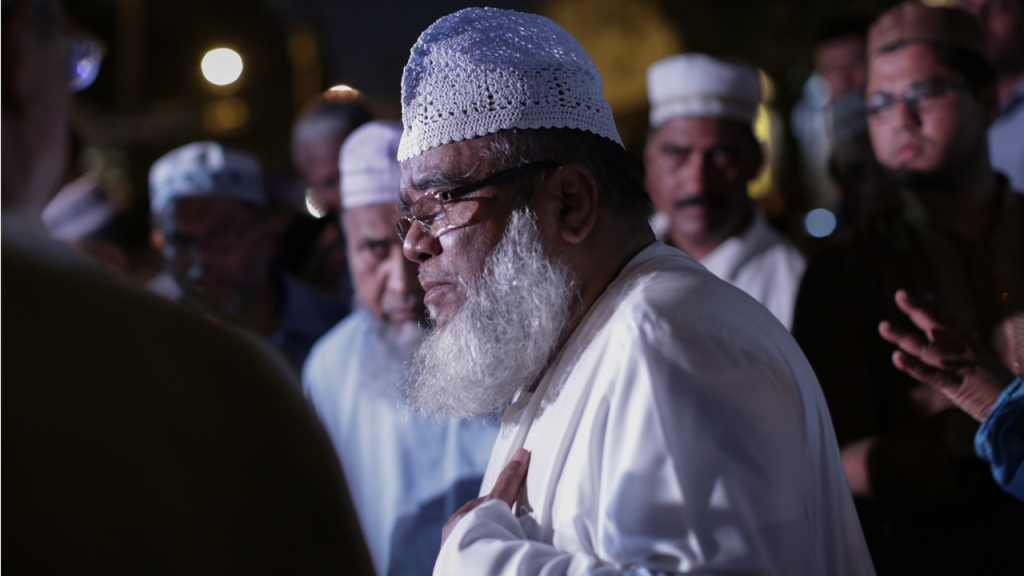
[647,53,762,127]
[868,1,985,60]
[149,141,264,215]
[340,120,403,210]
[397,7,622,162]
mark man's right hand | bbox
[879,289,1013,423]
[440,448,530,547]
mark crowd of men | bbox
[4,0,1022,574]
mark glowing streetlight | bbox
[201,48,243,86]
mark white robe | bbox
[698,211,806,330]
[304,309,499,575]
[435,242,873,576]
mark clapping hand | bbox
[879,290,1013,423]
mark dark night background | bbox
[64,0,907,237]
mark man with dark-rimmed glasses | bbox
[792,2,1024,573]
[396,7,872,576]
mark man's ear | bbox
[547,162,599,245]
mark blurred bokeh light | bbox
[201,48,244,86]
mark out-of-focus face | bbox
[346,202,425,325]
[399,136,530,328]
[643,116,761,251]
[959,0,1024,72]
[2,0,75,212]
[814,34,868,100]
[295,127,350,214]
[160,196,274,316]
[866,43,988,180]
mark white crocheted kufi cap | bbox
[149,141,265,215]
[397,7,622,162]
[647,53,762,128]
[340,120,403,210]
[41,173,117,241]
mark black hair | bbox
[879,40,997,94]
[815,16,872,47]
[301,100,373,131]
[487,128,653,219]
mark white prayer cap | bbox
[41,173,116,241]
[340,120,402,210]
[397,7,622,162]
[149,141,264,215]
[647,53,762,128]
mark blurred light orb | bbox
[202,97,249,132]
[328,84,355,93]
[201,48,243,86]
[805,208,837,238]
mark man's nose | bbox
[678,154,709,193]
[402,222,442,263]
[894,98,923,128]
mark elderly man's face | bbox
[866,43,988,180]
[346,202,425,325]
[161,196,274,316]
[399,136,528,327]
[814,34,868,100]
[644,117,761,249]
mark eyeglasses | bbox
[397,160,560,241]
[162,220,259,262]
[865,79,970,120]
[69,39,104,92]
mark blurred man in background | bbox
[793,3,1024,574]
[958,0,1024,192]
[3,1,372,572]
[150,141,346,372]
[792,17,872,212]
[645,53,805,328]
[284,92,375,298]
[303,120,498,576]
[292,92,374,215]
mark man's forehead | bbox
[653,116,750,146]
[399,136,496,200]
[867,43,956,90]
[168,195,256,221]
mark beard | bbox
[882,165,952,194]
[405,208,579,419]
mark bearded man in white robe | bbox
[303,121,498,576]
[396,8,875,576]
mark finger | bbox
[441,495,491,547]
[879,320,931,361]
[892,350,962,396]
[490,448,530,507]
[451,495,490,519]
[894,290,945,337]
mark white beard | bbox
[406,209,578,419]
